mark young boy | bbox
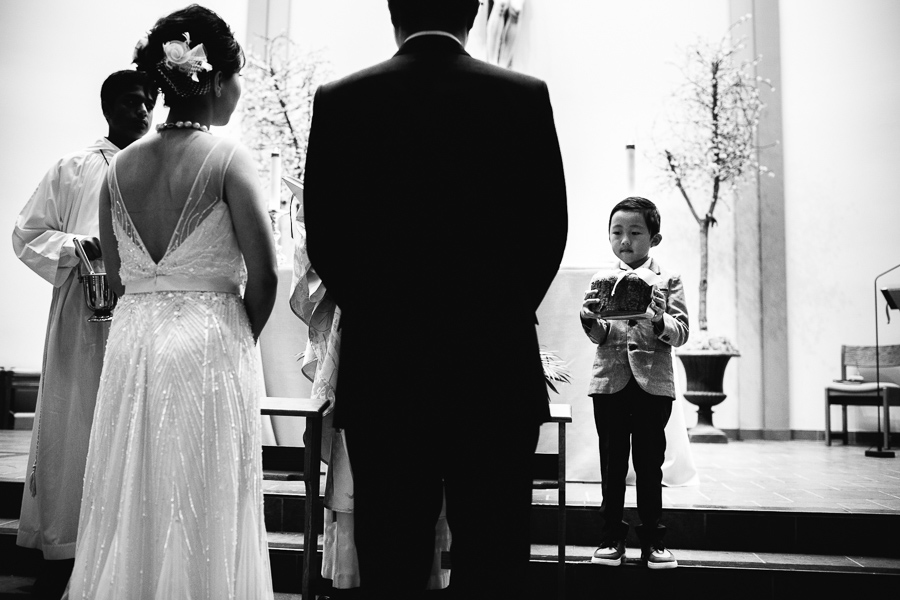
[580,196,689,569]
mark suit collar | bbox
[403,30,463,46]
[395,32,469,57]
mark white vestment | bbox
[13,137,119,559]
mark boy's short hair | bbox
[100,70,157,116]
[608,196,661,237]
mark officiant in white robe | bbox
[11,72,154,598]
[13,135,120,560]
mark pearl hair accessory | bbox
[156,121,210,133]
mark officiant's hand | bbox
[650,288,667,323]
[81,237,102,261]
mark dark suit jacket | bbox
[303,34,568,431]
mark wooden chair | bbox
[0,368,40,430]
[260,396,329,600]
[532,403,572,600]
[825,345,900,447]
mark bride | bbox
[65,5,277,599]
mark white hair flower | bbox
[161,32,213,82]
[132,33,150,63]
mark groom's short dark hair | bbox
[388,0,481,32]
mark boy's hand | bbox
[650,288,667,323]
[581,288,602,320]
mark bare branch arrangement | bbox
[659,15,775,342]
[240,34,332,210]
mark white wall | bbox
[0,0,741,430]
[780,0,900,432]
[506,0,738,430]
[0,0,247,371]
[281,0,900,435]
[282,0,735,428]
[3,0,898,436]
[287,1,397,78]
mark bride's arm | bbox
[224,144,278,342]
[98,181,125,297]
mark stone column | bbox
[246,0,292,55]
[730,0,790,439]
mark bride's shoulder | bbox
[113,135,157,170]
[217,138,255,170]
[211,134,242,151]
[218,141,260,195]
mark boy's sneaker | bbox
[642,545,678,569]
[591,540,626,566]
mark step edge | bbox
[2,523,897,575]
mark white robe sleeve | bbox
[12,158,91,287]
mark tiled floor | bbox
[3,430,900,514]
[538,439,900,514]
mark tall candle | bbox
[270,149,282,212]
[626,143,635,194]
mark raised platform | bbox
[2,430,899,598]
[6,431,899,514]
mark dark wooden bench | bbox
[269,398,572,598]
[825,345,900,447]
[541,403,573,600]
[260,396,329,600]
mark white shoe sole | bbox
[647,559,678,569]
[590,556,623,566]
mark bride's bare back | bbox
[114,131,224,264]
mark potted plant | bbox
[541,348,571,397]
[657,16,774,442]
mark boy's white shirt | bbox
[619,256,652,270]
[616,256,662,289]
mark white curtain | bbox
[486,0,525,68]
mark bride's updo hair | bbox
[132,4,244,106]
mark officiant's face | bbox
[609,210,660,268]
[104,85,154,144]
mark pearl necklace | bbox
[156,121,210,133]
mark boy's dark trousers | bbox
[593,376,673,550]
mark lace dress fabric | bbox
[67,138,274,600]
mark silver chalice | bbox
[74,238,117,323]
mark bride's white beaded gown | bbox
[66,136,274,599]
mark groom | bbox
[303,1,567,597]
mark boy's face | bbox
[609,210,661,269]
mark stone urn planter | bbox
[676,348,740,443]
